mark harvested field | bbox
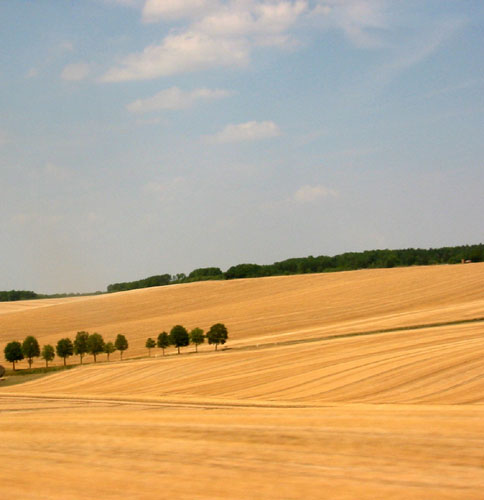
[1,263,484,499]
[0,263,483,363]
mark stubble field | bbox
[1,263,484,499]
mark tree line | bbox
[3,323,228,370]
[3,244,482,301]
[3,332,128,370]
[106,243,484,293]
[145,323,228,356]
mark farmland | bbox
[1,263,484,499]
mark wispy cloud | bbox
[102,1,311,81]
[102,31,249,82]
[61,62,90,81]
[313,0,389,48]
[209,120,281,143]
[375,17,467,87]
[293,184,338,203]
[142,0,218,22]
[127,87,234,113]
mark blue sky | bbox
[1,0,483,293]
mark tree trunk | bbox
[28,358,32,369]
[45,360,48,369]
[195,344,198,353]
[162,348,165,356]
[177,346,180,354]
[148,348,151,357]
[107,353,110,361]
[12,361,15,371]
[94,353,97,363]
[215,344,218,351]
[80,355,83,365]
[121,351,123,360]
[63,357,66,367]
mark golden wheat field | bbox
[1,263,484,499]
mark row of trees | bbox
[3,324,228,370]
[2,244,482,301]
[3,332,129,370]
[105,244,484,293]
[145,323,228,356]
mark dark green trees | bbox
[74,331,89,364]
[56,338,74,366]
[104,341,116,361]
[157,332,170,356]
[22,336,40,368]
[170,325,189,354]
[87,333,105,363]
[190,328,205,352]
[4,341,24,370]
[206,323,228,350]
[145,338,156,356]
[115,334,129,360]
[41,344,55,368]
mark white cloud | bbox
[293,184,338,203]
[313,0,388,48]
[61,62,90,81]
[102,31,248,82]
[142,0,218,22]
[127,87,233,113]
[103,1,311,81]
[209,120,280,143]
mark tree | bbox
[22,336,40,368]
[87,333,105,363]
[157,332,170,356]
[190,327,205,353]
[56,338,73,366]
[169,325,189,354]
[104,341,116,361]
[145,338,156,356]
[4,341,24,370]
[41,344,55,368]
[206,323,228,351]
[74,331,89,364]
[114,334,128,360]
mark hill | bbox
[0,263,483,363]
[1,263,484,499]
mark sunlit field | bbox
[1,263,484,499]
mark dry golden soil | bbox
[1,264,483,499]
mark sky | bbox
[1,0,483,293]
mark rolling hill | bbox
[1,263,483,499]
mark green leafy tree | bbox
[145,338,156,356]
[104,341,116,361]
[114,334,129,360]
[74,331,89,364]
[41,344,55,368]
[4,341,24,370]
[190,327,205,353]
[87,333,105,363]
[157,332,170,356]
[169,325,189,354]
[22,336,40,368]
[56,338,74,366]
[206,323,228,351]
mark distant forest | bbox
[2,244,482,301]
[106,243,484,293]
